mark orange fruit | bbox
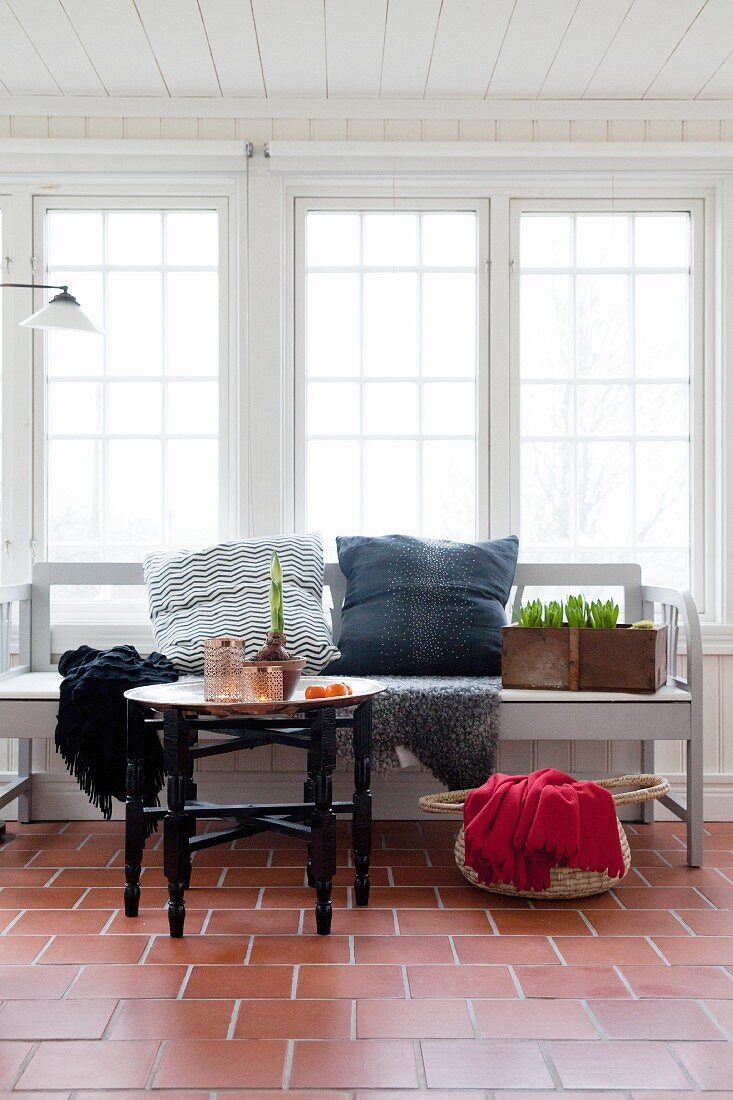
[305,684,327,699]
[325,681,350,697]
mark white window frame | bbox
[508,196,710,615]
[31,191,236,622]
[291,195,491,546]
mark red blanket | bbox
[463,769,626,893]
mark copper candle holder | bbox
[241,657,307,703]
[203,636,247,702]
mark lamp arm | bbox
[1,282,69,292]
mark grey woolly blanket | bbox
[337,675,502,790]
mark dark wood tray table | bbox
[123,676,384,936]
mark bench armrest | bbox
[0,583,32,677]
[641,585,702,698]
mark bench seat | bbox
[0,672,62,701]
[0,560,703,865]
[0,673,692,707]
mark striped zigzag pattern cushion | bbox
[143,533,340,675]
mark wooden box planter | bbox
[502,624,668,694]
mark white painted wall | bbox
[1,112,733,143]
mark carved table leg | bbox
[163,709,190,938]
[304,745,316,888]
[352,700,372,906]
[309,706,337,935]
[183,730,198,890]
[124,701,145,918]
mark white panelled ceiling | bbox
[0,0,731,101]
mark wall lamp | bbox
[0,282,103,334]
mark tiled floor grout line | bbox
[663,1036,702,1089]
[698,996,732,1039]
[7,1038,39,1090]
[281,1037,295,1090]
[484,909,501,935]
[61,961,86,999]
[645,934,671,964]
[225,997,242,1039]
[612,964,638,999]
[692,883,719,908]
[138,932,157,963]
[27,933,55,964]
[506,964,525,998]
[607,889,626,910]
[547,935,567,964]
[101,996,127,1038]
[71,887,92,910]
[465,997,481,1039]
[537,1038,564,1091]
[413,1037,428,1088]
[670,907,699,935]
[144,1036,167,1089]
[176,963,194,999]
[1,908,26,934]
[579,997,606,1038]
[577,910,598,935]
[99,909,118,935]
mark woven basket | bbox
[419,774,670,900]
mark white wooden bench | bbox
[0,560,703,864]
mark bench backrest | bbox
[29,559,644,671]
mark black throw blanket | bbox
[55,645,178,824]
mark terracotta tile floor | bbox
[1,818,733,1095]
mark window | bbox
[40,202,225,566]
[297,203,486,549]
[516,207,697,591]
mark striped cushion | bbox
[143,534,340,675]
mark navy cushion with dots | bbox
[326,533,519,677]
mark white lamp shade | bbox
[19,292,103,334]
